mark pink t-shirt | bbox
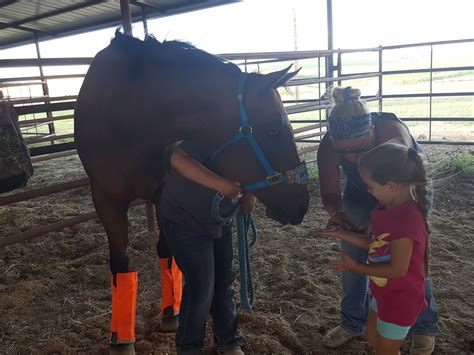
[369,200,428,326]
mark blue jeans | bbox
[340,183,439,336]
[164,221,241,354]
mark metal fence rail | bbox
[0,37,472,155]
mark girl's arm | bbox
[331,238,414,278]
[312,228,371,250]
[170,148,241,198]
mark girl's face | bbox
[360,170,396,206]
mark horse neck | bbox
[147,69,239,144]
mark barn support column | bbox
[326,0,334,89]
[34,32,55,145]
[120,0,133,35]
[141,7,148,35]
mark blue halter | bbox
[210,73,308,191]
[208,73,308,311]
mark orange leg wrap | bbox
[110,271,138,345]
[159,257,183,315]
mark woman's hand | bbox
[354,222,371,235]
[310,226,345,239]
[239,192,257,214]
[330,253,358,272]
[326,211,353,229]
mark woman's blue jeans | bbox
[340,184,439,336]
[164,221,241,354]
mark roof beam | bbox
[0,0,106,31]
[0,0,17,9]
[0,21,49,34]
[129,0,164,13]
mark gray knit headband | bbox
[328,113,372,140]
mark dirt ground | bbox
[0,145,473,354]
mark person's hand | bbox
[218,179,242,199]
[309,226,345,239]
[239,192,257,214]
[326,211,353,229]
[330,253,358,272]
[354,222,371,235]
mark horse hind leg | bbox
[90,182,136,354]
[154,199,182,332]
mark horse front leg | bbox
[155,201,182,332]
[90,182,136,355]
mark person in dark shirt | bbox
[316,86,438,354]
[161,139,255,355]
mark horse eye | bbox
[269,130,280,136]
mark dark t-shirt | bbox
[160,140,236,239]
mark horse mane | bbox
[110,31,240,75]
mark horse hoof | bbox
[160,315,179,332]
[110,343,135,355]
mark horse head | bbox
[209,67,309,225]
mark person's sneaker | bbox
[217,346,244,355]
[410,335,435,355]
[323,325,360,348]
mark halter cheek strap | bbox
[210,73,308,192]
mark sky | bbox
[0,0,473,60]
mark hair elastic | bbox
[342,87,358,102]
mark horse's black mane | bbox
[110,31,240,74]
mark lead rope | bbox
[210,193,257,310]
[236,211,257,311]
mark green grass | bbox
[299,151,318,179]
[432,152,474,176]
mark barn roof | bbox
[0,0,239,50]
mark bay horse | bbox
[74,31,309,353]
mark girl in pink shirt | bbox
[313,142,430,355]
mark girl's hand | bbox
[239,192,257,214]
[330,253,358,272]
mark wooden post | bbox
[0,200,145,248]
[0,177,90,206]
[145,202,158,241]
[120,0,133,35]
[0,211,99,248]
[31,150,77,163]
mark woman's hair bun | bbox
[332,86,362,104]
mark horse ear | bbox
[256,65,301,91]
